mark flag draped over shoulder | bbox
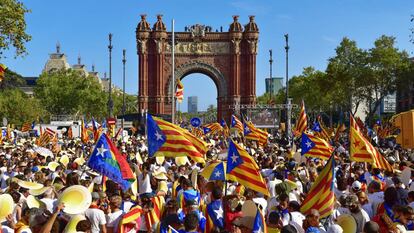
[349,114,393,172]
[118,205,143,233]
[295,100,308,136]
[243,120,269,146]
[230,115,243,134]
[226,139,269,196]
[87,133,134,190]
[301,133,333,160]
[205,200,224,233]
[252,207,268,233]
[145,196,165,230]
[147,114,206,164]
[175,78,184,103]
[300,155,335,218]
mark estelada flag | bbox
[301,133,333,160]
[226,139,269,196]
[349,114,393,172]
[147,114,206,164]
[300,155,335,218]
[87,133,135,190]
[294,99,308,136]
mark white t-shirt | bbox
[106,210,124,233]
[85,208,106,233]
[138,173,152,194]
[40,198,56,213]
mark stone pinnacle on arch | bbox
[229,15,243,32]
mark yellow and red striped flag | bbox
[36,132,51,147]
[175,78,184,103]
[147,115,207,164]
[21,122,32,132]
[349,114,393,172]
[315,116,330,141]
[0,64,6,83]
[67,127,73,139]
[118,205,143,233]
[333,123,346,143]
[300,155,335,218]
[191,127,204,138]
[145,195,165,230]
[295,100,308,136]
[226,139,269,196]
[243,121,269,147]
[230,115,243,134]
[301,133,333,160]
[202,122,223,135]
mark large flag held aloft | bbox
[301,133,333,160]
[175,78,184,103]
[349,114,393,172]
[300,155,335,218]
[202,122,222,135]
[226,139,269,196]
[295,100,308,136]
[87,133,135,190]
[200,161,226,181]
[147,114,206,164]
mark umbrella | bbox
[33,147,54,157]
[200,161,226,181]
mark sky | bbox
[2,0,414,112]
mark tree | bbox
[0,68,25,89]
[34,69,107,117]
[363,35,411,124]
[0,88,48,126]
[0,0,31,58]
[326,37,369,114]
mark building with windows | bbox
[188,96,198,114]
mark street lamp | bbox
[284,34,291,139]
[122,49,126,132]
[108,33,114,118]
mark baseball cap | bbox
[352,181,362,191]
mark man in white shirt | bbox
[85,192,107,233]
[106,195,124,233]
[138,163,152,195]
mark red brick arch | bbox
[136,15,259,121]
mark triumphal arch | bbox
[136,15,258,121]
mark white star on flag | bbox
[214,206,223,219]
[315,126,320,131]
[214,170,221,177]
[231,154,239,163]
[155,131,163,141]
[97,144,108,158]
[306,140,312,148]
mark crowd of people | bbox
[0,125,413,233]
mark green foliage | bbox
[274,35,411,125]
[34,69,107,117]
[0,88,48,126]
[0,68,25,89]
[0,0,31,58]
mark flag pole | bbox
[171,19,176,124]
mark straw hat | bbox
[29,187,51,196]
[26,195,44,209]
[48,162,60,172]
[0,194,13,220]
[58,185,92,215]
[63,214,86,233]
[59,154,70,167]
[153,171,168,181]
[74,157,85,166]
[17,180,44,190]
[175,156,190,166]
[156,156,165,165]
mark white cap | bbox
[352,180,362,190]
